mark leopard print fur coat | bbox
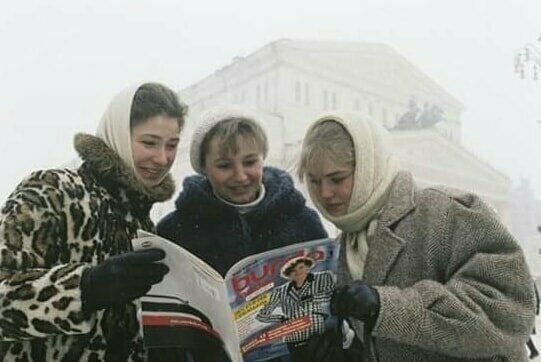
[0,133,175,361]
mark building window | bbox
[323,90,329,110]
[304,83,310,106]
[354,99,360,111]
[241,91,246,103]
[295,80,301,103]
[331,92,337,110]
[264,81,269,103]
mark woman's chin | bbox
[228,195,252,204]
[138,175,163,187]
[326,207,345,217]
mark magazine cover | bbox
[133,231,340,362]
[224,238,340,361]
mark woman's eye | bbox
[217,164,230,169]
[141,140,156,147]
[331,177,344,184]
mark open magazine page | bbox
[132,230,242,362]
[224,238,340,362]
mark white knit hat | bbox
[189,106,267,174]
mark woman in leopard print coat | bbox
[0,83,186,361]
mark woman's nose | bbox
[153,147,168,166]
[232,164,248,181]
[320,181,334,199]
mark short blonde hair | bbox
[297,120,355,181]
[200,117,268,168]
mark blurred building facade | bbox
[153,39,511,234]
[509,179,541,278]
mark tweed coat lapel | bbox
[338,172,416,286]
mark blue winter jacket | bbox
[157,166,328,276]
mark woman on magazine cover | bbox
[256,256,335,360]
[0,82,186,361]
[297,111,536,361]
[156,106,328,361]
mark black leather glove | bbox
[305,316,364,362]
[81,248,169,314]
[306,316,345,361]
[331,281,380,323]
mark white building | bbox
[509,180,541,278]
[153,39,511,230]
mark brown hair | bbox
[130,83,187,130]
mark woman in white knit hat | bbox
[156,107,327,361]
[0,82,187,361]
[297,112,536,361]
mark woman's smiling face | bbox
[131,115,180,187]
[203,135,264,204]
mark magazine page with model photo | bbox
[132,230,339,362]
[226,238,340,361]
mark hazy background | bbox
[1,0,541,202]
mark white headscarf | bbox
[95,83,142,175]
[303,111,399,279]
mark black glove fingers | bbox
[122,285,153,302]
[128,263,168,278]
[123,275,162,291]
[119,248,166,265]
[141,272,167,286]
[147,262,170,276]
[82,250,169,313]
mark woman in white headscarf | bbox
[0,83,186,361]
[298,112,536,361]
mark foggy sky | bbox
[2,0,541,202]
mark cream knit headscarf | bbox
[96,84,142,174]
[95,82,175,186]
[303,111,399,279]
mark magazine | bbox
[132,230,340,362]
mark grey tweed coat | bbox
[337,172,536,361]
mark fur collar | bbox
[174,166,306,221]
[74,133,175,203]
